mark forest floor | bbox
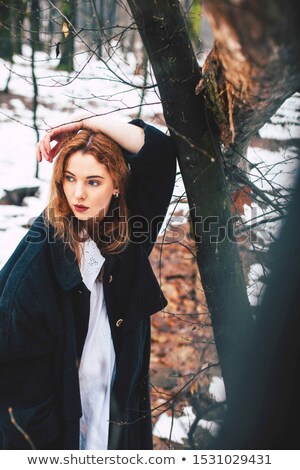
[148,215,269,449]
[149,223,222,449]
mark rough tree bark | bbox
[126,0,254,408]
[202,0,300,164]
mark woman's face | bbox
[63,150,118,221]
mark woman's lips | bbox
[74,204,89,213]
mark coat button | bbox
[109,275,113,283]
[116,318,123,327]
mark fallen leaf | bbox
[231,186,253,215]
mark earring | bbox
[113,192,119,198]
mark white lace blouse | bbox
[78,236,115,450]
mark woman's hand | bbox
[36,114,86,163]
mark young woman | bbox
[0,114,177,450]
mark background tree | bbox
[29,0,40,178]
[0,2,14,62]
[0,0,28,92]
[56,0,77,72]
[29,0,42,51]
[12,0,28,56]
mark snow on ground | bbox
[209,376,226,403]
[247,146,299,193]
[246,263,270,307]
[258,94,300,140]
[153,409,191,444]
[153,405,221,444]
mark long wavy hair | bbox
[45,130,130,262]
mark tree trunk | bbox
[29,0,42,51]
[202,0,300,164]
[30,0,40,179]
[126,0,254,408]
[0,2,14,60]
[46,3,56,56]
[57,0,77,72]
[107,0,118,28]
[13,0,28,55]
[91,0,104,59]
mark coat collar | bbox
[32,212,117,291]
[49,232,82,292]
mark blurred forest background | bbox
[0,0,299,449]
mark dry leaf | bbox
[231,186,253,215]
[190,380,200,395]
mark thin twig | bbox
[8,407,36,450]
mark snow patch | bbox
[209,376,226,403]
[153,405,220,444]
[247,263,269,306]
[198,419,221,437]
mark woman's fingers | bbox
[37,130,78,163]
[36,140,46,162]
[45,132,52,154]
[36,115,85,163]
[36,142,42,162]
[40,137,50,161]
[36,137,53,162]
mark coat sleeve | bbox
[123,119,177,255]
[0,262,57,362]
[0,251,59,449]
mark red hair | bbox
[45,130,130,262]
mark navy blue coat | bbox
[0,120,177,450]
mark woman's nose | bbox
[74,183,86,199]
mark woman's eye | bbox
[65,175,75,182]
[89,180,100,187]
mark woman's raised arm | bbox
[36,113,145,163]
